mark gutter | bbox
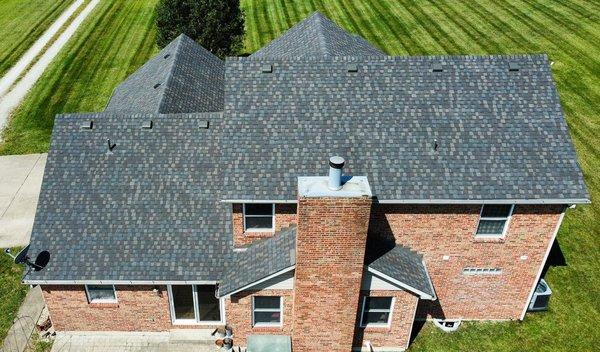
[222,198,590,205]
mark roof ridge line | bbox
[313,12,331,57]
[156,36,185,113]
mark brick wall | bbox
[353,290,419,350]
[293,196,372,352]
[226,289,294,346]
[232,204,297,247]
[42,285,172,331]
[369,204,563,320]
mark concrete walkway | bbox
[51,331,224,352]
[0,0,100,136]
[0,0,85,98]
[0,153,46,248]
[1,286,45,352]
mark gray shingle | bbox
[219,226,296,297]
[105,34,224,114]
[251,12,384,59]
[367,245,435,298]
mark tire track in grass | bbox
[428,0,497,54]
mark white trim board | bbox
[23,279,219,285]
[222,199,587,205]
[218,266,295,298]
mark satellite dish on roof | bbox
[4,245,50,271]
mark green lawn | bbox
[0,0,75,77]
[0,0,159,154]
[0,0,598,350]
[0,248,28,342]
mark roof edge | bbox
[218,265,295,298]
[367,266,435,300]
[221,198,590,205]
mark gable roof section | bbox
[106,34,224,114]
[220,54,589,203]
[219,226,296,297]
[251,12,384,58]
[24,111,230,283]
[366,245,435,300]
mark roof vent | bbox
[80,120,93,130]
[347,64,359,73]
[432,63,443,72]
[164,54,171,59]
[508,62,520,72]
[142,120,153,129]
[153,83,162,89]
[199,121,209,129]
[261,64,273,73]
[328,156,345,191]
[433,138,439,151]
[107,139,116,153]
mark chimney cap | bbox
[329,156,345,169]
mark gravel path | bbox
[0,0,85,99]
[0,0,100,136]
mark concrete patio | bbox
[50,331,227,352]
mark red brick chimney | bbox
[292,157,372,352]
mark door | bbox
[169,284,224,324]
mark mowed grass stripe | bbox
[0,0,159,154]
[356,0,410,54]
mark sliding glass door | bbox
[169,284,224,324]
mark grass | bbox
[0,248,29,342]
[0,0,75,77]
[0,0,597,350]
[0,0,159,154]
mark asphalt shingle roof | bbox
[221,54,588,202]
[251,12,384,59]
[219,226,296,297]
[24,12,588,283]
[25,111,231,282]
[366,245,435,298]
[105,34,224,114]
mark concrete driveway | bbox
[0,153,46,248]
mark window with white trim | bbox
[359,296,394,327]
[252,296,282,326]
[475,204,514,237]
[244,204,275,232]
[85,285,117,303]
[168,285,224,325]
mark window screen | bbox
[253,296,282,326]
[360,297,393,327]
[244,204,274,231]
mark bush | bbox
[155,0,244,57]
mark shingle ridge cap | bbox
[156,36,186,113]
[312,11,331,57]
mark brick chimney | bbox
[292,157,372,352]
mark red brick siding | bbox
[226,289,294,346]
[353,290,419,350]
[369,204,563,320]
[293,196,372,352]
[232,204,297,247]
[42,285,172,331]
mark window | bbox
[244,204,274,232]
[85,285,117,303]
[359,297,394,328]
[475,204,514,237]
[168,285,224,324]
[462,267,502,275]
[252,296,283,327]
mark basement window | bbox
[85,285,117,303]
[359,296,394,328]
[243,204,275,232]
[475,204,514,238]
[252,296,283,327]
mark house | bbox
[23,12,589,352]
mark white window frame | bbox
[243,203,275,232]
[474,204,515,238]
[85,284,117,304]
[167,285,226,325]
[359,296,395,328]
[252,296,283,327]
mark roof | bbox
[105,34,224,114]
[25,111,231,282]
[24,12,588,283]
[251,12,384,59]
[219,226,296,297]
[366,245,435,299]
[220,54,588,202]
